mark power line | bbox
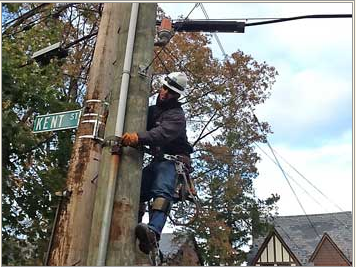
[254,143,326,207]
[263,138,321,239]
[254,143,350,229]
[245,14,351,27]
[172,17,286,21]
[271,149,346,213]
[199,4,323,237]
[252,116,321,239]
[164,6,347,230]
[170,14,352,24]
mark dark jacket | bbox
[138,99,192,156]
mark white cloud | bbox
[255,66,351,135]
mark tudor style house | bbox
[247,211,352,266]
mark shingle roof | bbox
[248,211,352,265]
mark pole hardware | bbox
[79,99,109,142]
[173,20,245,33]
[138,64,149,77]
[154,17,173,47]
[102,135,123,155]
[54,189,72,199]
[32,42,68,66]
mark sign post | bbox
[33,109,82,133]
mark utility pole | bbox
[86,3,156,266]
[47,3,140,265]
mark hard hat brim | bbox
[161,77,186,97]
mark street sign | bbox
[33,109,82,133]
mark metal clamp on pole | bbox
[102,136,123,155]
[79,99,109,142]
[138,64,149,77]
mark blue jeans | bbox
[140,160,176,236]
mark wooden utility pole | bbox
[86,3,156,266]
[47,3,149,265]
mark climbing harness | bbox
[161,154,201,226]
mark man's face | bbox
[159,85,178,101]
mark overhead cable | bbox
[245,14,352,27]
[253,116,321,239]
[272,148,346,213]
[255,143,350,228]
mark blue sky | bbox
[158,2,353,216]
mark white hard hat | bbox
[161,72,187,96]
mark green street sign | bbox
[33,109,82,133]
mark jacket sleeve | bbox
[138,108,185,146]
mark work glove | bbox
[122,132,139,147]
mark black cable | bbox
[2,3,74,37]
[274,224,304,254]
[63,31,98,50]
[2,3,50,30]
[172,17,287,21]
[154,50,171,73]
[246,14,351,27]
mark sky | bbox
[158,2,353,217]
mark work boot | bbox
[135,223,158,254]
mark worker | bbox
[122,72,193,254]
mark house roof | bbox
[309,232,352,265]
[159,233,204,265]
[160,233,184,256]
[248,211,352,265]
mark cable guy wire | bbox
[272,148,346,213]
[254,143,350,229]
[199,3,227,59]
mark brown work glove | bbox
[122,132,139,147]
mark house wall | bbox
[311,238,350,266]
[255,234,298,266]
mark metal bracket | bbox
[79,99,109,142]
[138,65,149,77]
[102,136,123,155]
[54,189,72,199]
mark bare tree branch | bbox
[192,109,218,147]
[192,125,222,147]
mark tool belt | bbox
[154,153,193,173]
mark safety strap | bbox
[151,197,171,214]
[162,154,189,174]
